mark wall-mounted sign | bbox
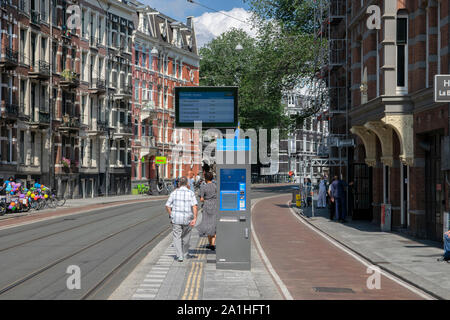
[434,75,450,102]
[155,156,167,164]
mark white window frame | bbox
[396,13,408,95]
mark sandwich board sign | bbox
[434,75,450,102]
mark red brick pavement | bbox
[252,195,425,300]
[0,196,167,230]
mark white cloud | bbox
[193,8,257,48]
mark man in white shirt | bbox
[165,176,198,262]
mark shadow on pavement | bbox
[301,203,442,249]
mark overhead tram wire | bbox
[186,0,251,25]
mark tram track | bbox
[0,209,169,298]
[0,200,164,253]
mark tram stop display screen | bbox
[175,86,238,128]
[219,169,246,212]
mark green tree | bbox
[200,28,288,131]
[244,0,319,34]
[199,22,326,132]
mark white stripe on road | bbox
[139,283,161,288]
[143,278,164,282]
[132,293,156,299]
[251,197,294,300]
[146,274,166,278]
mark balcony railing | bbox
[39,111,50,124]
[141,136,155,148]
[90,36,103,47]
[141,103,157,121]
[0,47,18,68]
[18,53,30,67]
[60,70,80,87]
[31,10,40,24]
[60,115,80,129]
[89,78,106,91]
[30,60,50,78]
[0,0,12,7]
[122,84,132,95]
[97,119,107,131]
[40,11,47,23]
[18,104,29,121]
[18,0,27,13]
[2,103,19,117]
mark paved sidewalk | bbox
[109,205,283,300]
[297,202,449,299]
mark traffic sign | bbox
[338,139,355,147]
[155,156,167,164]
[434,75,450,102]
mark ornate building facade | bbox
[131,6,200,190]
[323,0,450,242]
[0,0,200,197]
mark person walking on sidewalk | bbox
[197,172,218,251]
[329,175,347,223]
[317,176,327,208]
[188,171,196,193]
[327,182,335,221]
[165,177,198,262]
[306,178,312,207]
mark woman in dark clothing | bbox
[197,172,217,250]
[328,179,335,221]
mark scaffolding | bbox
[313,0,350,176]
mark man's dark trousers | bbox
[335,197,345,221]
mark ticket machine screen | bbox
[219,169,246,211]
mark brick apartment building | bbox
[0,0,200,198]
[131,6,200,191]
[324,0,450,242]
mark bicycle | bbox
[0,196,6,216]
[156,180,173,195]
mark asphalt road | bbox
[0,184,294,300]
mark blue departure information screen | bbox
[220,169,246,211]
[175,87,238,128]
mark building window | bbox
[52,42,57,72]
[438,2,441,74]
[135,81,140,100]
[89,139,93,165]
[81,139,85,166]
[141,160,146,178]
[396,14,408,89]
[426,8,429,88]
[31,132,35,165]
[20,131,25,164]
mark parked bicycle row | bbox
[0,177,66,216]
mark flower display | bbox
[61,157,71,168]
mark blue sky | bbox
[141,0,255,47]
[143,0,251,22]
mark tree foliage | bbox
[244,0,318,34]
[199,0,327,132]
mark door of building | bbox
[425,133,444,241]
[352,163,373,220]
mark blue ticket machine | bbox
[216,139,251,270]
